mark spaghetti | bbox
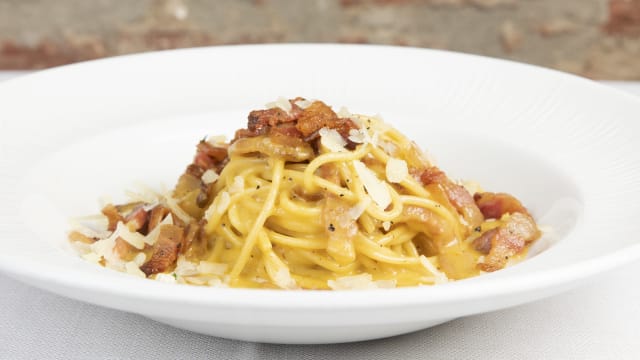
[69,98,541,289]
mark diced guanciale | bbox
[140,224,184,276]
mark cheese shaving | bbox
[385,158,408,183]
[348,196,372,220]
[198,261,228,275]
[201,169,219,184]
[353,160,391,210]
[294,99,312,109]
[319,127,347,152]
[265,96,292,113]
[144,213,173,245]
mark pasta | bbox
[69,97,541,290]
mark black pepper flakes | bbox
[328,224,335,232]
[474,226,482,232]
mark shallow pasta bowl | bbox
[1,44,640,344]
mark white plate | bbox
[1,44,640,344]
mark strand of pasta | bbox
[303,143,369,191]
[229,158,284,278]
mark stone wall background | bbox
[1,0,639,79]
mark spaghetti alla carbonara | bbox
[69,97,541,289]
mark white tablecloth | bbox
[1,72,639,359]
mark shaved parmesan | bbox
[204,191,231,220]
[218,191,231,213]
[156,273,177,284]
[386,158,408,183]
[125,261,146,278]
[164,195,194,224]
[337,106,352,118]
[198,261,228,275]
[207,278,229,287]
[353,161,391,210]
[328,273,396,290]
[374,279,397,289]
[382,221,391,231]
[229,176,245,194]
[348,196,372,220]
[265,96,292,113]
[81,252,101,264]
[294,99,312,109]
[69,218,110,239]
[133,252,147,267]
[319,127,347,152]
[378,139,397,156]
[206,135,227,146]
[144,213,173,245]
[175,256,199,276]
[273,268,298,290]
[201,169,219,184]
[419,255,449,284]
[90,237,117,264]
[114,221,145,250]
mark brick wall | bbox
[1,0,639,79]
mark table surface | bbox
[1,71,639,360]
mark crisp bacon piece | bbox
[474,192,530,219]
[194,141,228,174]
[249,108,293,133]
[269,123,304,139]
[420,167,484,228]
[295,101,358,139]
[472,228,498,255]
[124,205,149,233]
[148,205,171,232]
[101,204,123,232]
[474,212,540,272]
[295,101,337,137]
[140,224,184,276]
